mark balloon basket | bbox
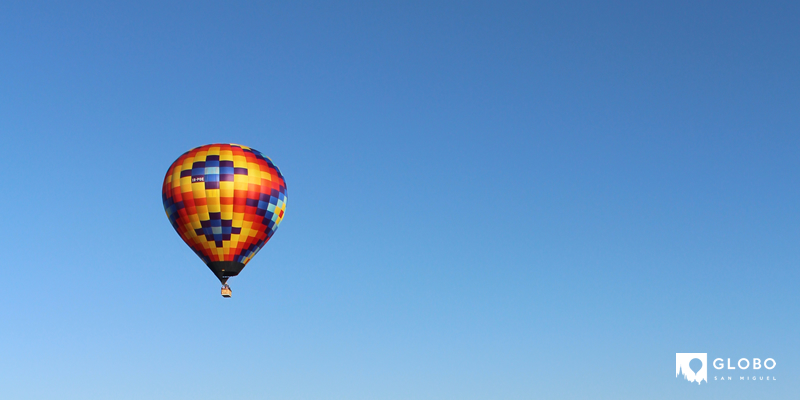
[221,284,232,298]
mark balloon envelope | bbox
[162,143,287,283]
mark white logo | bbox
[676,353,707,384]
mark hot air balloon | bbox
[162,143,287,297]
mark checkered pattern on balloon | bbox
[162,144,287,280]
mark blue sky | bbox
[1,1,798,399]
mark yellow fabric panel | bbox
[191,180,206,198]
[221,207,233,220]
[206,189,221,213]
[220,181,234,195]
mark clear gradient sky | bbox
[1,1,798,399]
